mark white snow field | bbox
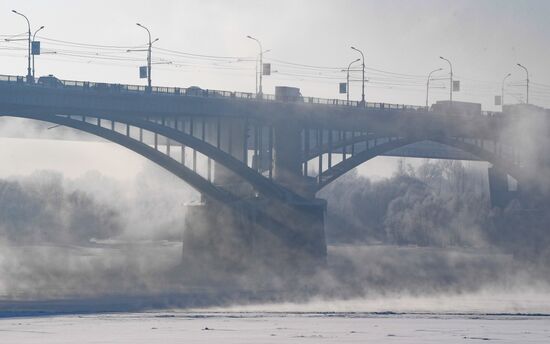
[1,311,549,343]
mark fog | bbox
[0,107,549,313]
[0,157,548,308]
[319,162,550,297]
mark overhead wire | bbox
[0,34,454,90]
[1,34,549,105]
[38,36,145,50]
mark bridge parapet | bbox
[0,73,429,116]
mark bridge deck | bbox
[0,73,508,141]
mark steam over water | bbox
[0,111,549,313]
[0,121,549,344]
[0,156,548,314]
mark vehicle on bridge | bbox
[431,100,482,116]
[37,74,63,87]
[185,86,204,96]
[275,86,302,102]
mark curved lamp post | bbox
[344,58,360,102]
[351,46,366,105]
[252,49,270,94]
[32,25,44,79]
[11,10,32,81]
[247,35,263,97]
[516,63,529,104]
[135,23,158,89]
[501,73,511,108]
[426,67,443,108]
[439,56,453,105]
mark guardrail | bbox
[0,73,433,112]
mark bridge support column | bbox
[181,117,327,280]
[210,118,254,197]
[273,121,316,198]
[268,120,326,267]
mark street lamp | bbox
[134,23,158,89]
[516,63,529,104]
[351,46,366,105]
[32,25,44,79]
[257,49,271,94]
[439,56,453,105]
[501,73,511,108]
[426,67,443,108]
[247,35,263,97]
[11,10,32,81]
[343,58,360,102]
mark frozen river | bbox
[1,311,549,343]
[2,292,550,343]
[1,240,549,343]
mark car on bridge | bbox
[185,86,204,96]
[37,74,64,87]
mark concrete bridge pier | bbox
[180,118,327,278]
[181,197,326,279]
[271,119,327,263]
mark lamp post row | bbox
[426,61,529,108]
[9,10,54,81]
[7,11,534,106]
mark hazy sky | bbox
[1,0,549,111]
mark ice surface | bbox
[0,311,549,343]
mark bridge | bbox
[1,74,549,271]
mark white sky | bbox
[1,0,549,111]
[0,1,547,182]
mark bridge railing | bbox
[0,75,26,83]
[0,73,429,112]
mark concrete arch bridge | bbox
[1,75,548,270]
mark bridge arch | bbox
[1,112,303,203]
[312,136,526,192]
[4,113,238,203]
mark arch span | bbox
[4,113,237,203]
[0,110,303,203]
[79,112,302,202]
[315,137,526,191]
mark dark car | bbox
[185,86,204,96]
[37,74,64,87]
